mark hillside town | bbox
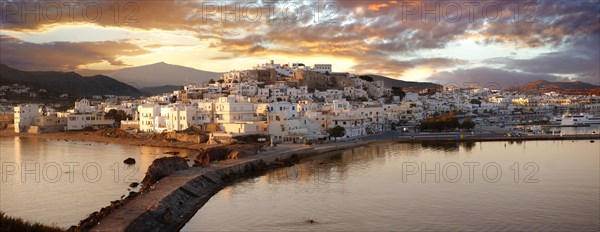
[4,60,600,143]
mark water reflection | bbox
[183,140,600,232]
[259,142,485,185]
[418,141,477,152]
[0,137,195,228]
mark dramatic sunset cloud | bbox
[0,0,598,84]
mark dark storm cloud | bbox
[0,35,150,70]
[426,67,564,89]
[488,35,600,85]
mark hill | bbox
[140,85,183,95]
[363,74,442,92]
[75,69,114,77]
[517,80,600,95]
[0,64,143,98]
[104,62,221,88]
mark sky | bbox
[1,0,599,87]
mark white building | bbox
[214,95,266,135]
[312,64,332,74]
[138,104,165,133]
[14,104,40,133]
[267,102,324,142]
[330,111,367,138]
[64,99,114,130]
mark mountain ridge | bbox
[0,64,143,98]
[516,79,600,95]
[364,74,443,92]
[99,62,222,89]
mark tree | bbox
[384,95,393,104]
[461,117,476,130]
[359,75,374,82]
[327,125,346,141]
[470,99,482,106]
[355,96,369,102]
[419,112,460,132]
[208,79,216,84]
[105,109,132,125]
[391,87,406,101]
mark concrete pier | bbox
[90,142,365,232]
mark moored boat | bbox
[561,113,600,126]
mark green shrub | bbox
[0,211,63,232]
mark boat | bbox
[561,113,600,126]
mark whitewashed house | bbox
[214,95,266,135]
[64,99,114,130]
[14,104,40,133]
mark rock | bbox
[193,145,258,166]
[68,190,140,231]
[124,157,136,165]
[140,157,189,192]
[226,150,239,160]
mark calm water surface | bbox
[0,136,194,228]
[183,140,600,231]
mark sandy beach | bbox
[0,130,213,151]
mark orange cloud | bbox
[1,0,598,81]
[368,4,389,11]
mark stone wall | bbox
[165,132,208,143]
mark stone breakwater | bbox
[86,142,365,232]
